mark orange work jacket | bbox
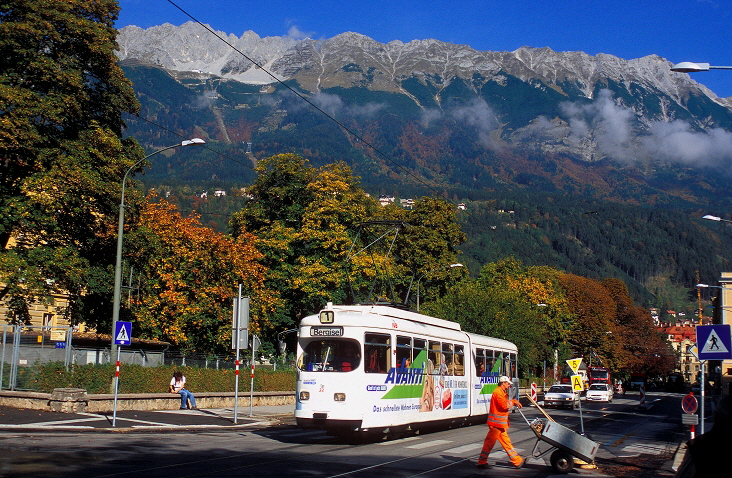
[487,385,514,429]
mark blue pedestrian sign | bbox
[696,324,732,360]
[114,321,132,346]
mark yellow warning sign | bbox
[566,358,583,373]
[571,374,584,392]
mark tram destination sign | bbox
[311,326,344,337]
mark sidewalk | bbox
[0,403,296,432]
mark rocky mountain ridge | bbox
[116,22,726,109]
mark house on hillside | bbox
[378,195,394,207]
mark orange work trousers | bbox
[477,426,522,466]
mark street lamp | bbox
[702,215,732,223]
[696,283,724,289]
[110,138,205,358]
[671,62,732,73]
[415,263,463,312]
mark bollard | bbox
[530,382,537,403]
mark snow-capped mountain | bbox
[116,22,725,108]
[116,22,732,171]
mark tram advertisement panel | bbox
[373,350,468,415]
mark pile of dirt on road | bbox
[596,451,675,477]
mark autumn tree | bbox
[557,273,622,369]
[125,197,278,353]
[0,0,143,326]
[601,278,675,376]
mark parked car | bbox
[543,384,580,409]
[586,383,614,402]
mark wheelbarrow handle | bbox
[525,392,555,422]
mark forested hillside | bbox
[118,62,732,314]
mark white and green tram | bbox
[295,302,518,436]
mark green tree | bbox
[427,258,571,376]
[393,196,467,306]
[230,154,383,328]
[0,0,142,327]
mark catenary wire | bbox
[165,0,440,196]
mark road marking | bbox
[447,443,483,454]
[406,439,453,449]
[376,436,421,445]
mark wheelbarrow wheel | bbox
[550,450,575,473]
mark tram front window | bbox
[298,340,361,372]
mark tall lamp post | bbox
[110,138,205,358]
[416,263,463,312]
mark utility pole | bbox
[697,270,702,324]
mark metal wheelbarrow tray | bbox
[519,397,599,473]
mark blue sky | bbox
[117,0,732,98]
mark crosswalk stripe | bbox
[406,439,453,449]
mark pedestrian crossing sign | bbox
[696,324,732,360]
[114,321,132,346]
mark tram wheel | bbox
[550,450,575,474]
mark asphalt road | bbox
[0,392,689,477]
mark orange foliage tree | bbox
[125,196,279,353]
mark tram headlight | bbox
[334,392,346,402]
[299,391,310,401]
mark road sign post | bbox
[571,373,585,435]
[112,321,132,427]
[693,325,730,434]
[233,285,249,424]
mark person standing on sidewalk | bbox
[476,375,525,469]
[170,371,198,410]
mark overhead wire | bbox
[165,0,440,195]
[126,112,255,171]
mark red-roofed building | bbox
[657,323,699,383]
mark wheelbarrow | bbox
[518,395,600,473]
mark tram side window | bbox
[475,348,485,375]
[486,350,495,374]
[428,341,441,375]
[509,353,517,378]
[364,333,390,373]
[396,335,412,368]
[442,343,454,375]
[454,344,465,376]
[413,338,427,368]
[497,352,507,376]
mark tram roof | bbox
[301,303,517,351]
[313,303,461,331]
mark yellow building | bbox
[717,272,732,396]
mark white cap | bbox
[499,375,511,383]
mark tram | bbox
[295,302,518,436]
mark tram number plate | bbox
[311,326,344,337]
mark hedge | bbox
[14,362,296,394]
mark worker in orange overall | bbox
[476,375,525,469]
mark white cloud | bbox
[543,89,732,166]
